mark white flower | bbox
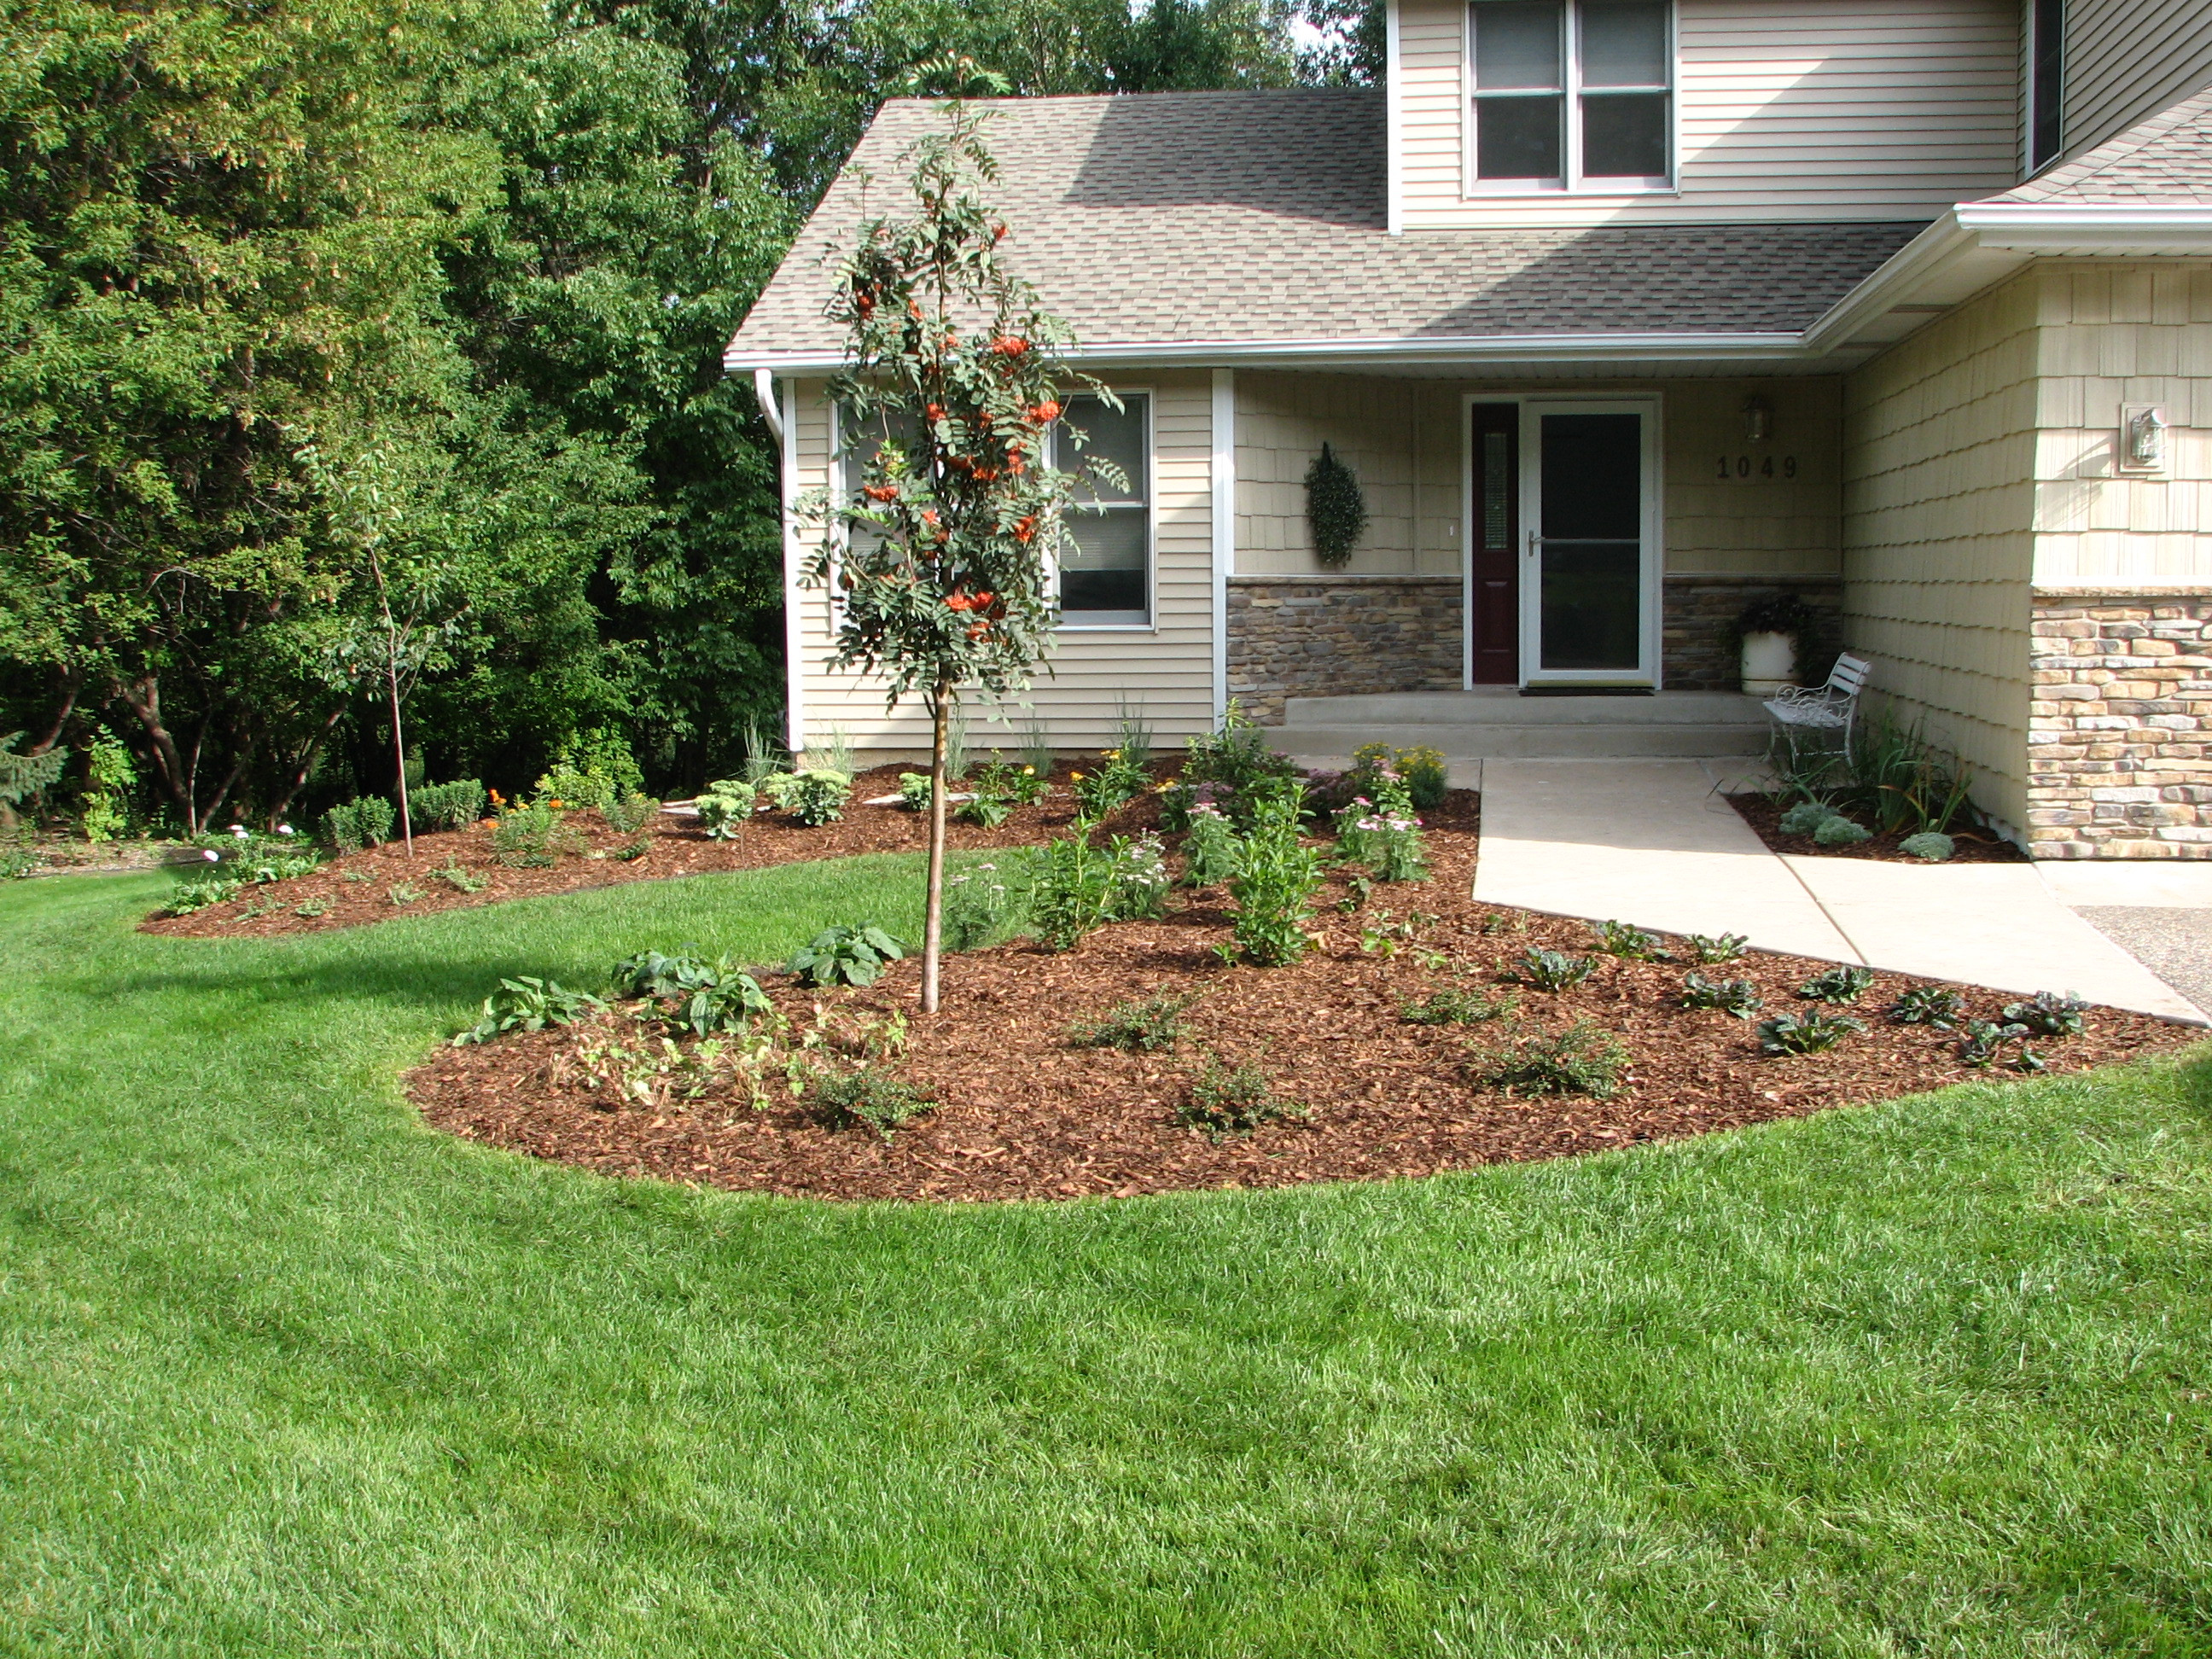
[230,824,248,838]
[276,824,294,835]
[202,848,220,862]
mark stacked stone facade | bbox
[2027,594,2212,859]
[1661,574,1843,690]
[1226,576,1463,723]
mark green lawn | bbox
[3,864,2209,1656]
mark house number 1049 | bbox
[1716,454,1796,479]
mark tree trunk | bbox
[921,680,952,1015]
[388,663,413,857]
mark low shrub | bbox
[897,772,934,812]
[1813,815,1871,848]
[1179,804,1243,887]
[812,1068,935,1138]
[1069,990,1196,1052]
[1797,964,1875,1004]
[1,845,44,880]
[1888,986,1966,1027]
[323,795,394,853]
[1778,799,1837,837]
[1899,830,1955,862]
[535,728,644,812]
[1227,784,1321,967]
[604,792,661,835]
[762,769,852,827]
[1400,985,1518,1026]
[1181,1056,1301,1137]
[786,923,906,987]
[453,977,605,1045]
[1685,931,1749,963]
[1473,1022,1627,1099]
[944,860,1027,951]
[1757,1010,1863,1055]
[694,779,756,840]
[492,802,564,868]
[1032,828,1114,952]
[1172,704,1301,829]
[2004,990,2088,1039]
[1592,919,1668,960]
[1681,973,1762,1019]
[410,779,486,831]
[1513,946,1596,992]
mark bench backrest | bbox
[1826,652,1872,698]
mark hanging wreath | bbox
[1304,443,1367,569]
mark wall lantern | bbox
[2118,403,2168,474]
[1741,396,1773,445]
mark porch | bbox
[1272,687,1771,761]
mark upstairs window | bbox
[1470,0,1672,192]
[2029,0,2065,171]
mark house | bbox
[725,0,2212,861]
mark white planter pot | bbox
[1740,631,1796,697]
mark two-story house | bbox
[726,0,2212,859]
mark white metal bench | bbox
[1765,652,1871,767]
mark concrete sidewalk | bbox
[1469,759,2204,1023]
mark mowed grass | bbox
[1,864,2209,1656]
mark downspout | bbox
[1384,0,1404,236]
[754,369,806,763]
[1210,369,1235,725]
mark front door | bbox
[1519,399,1658,687]
[1467,403,1519,684]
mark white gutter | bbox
[1955,200,2212,247]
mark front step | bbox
[1272,689,1770,760]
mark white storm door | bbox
[1518,399,1661,686]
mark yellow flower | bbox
[1021,765,1034,775]
[1069,771,1085,781]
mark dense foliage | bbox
[0,0,1377,832]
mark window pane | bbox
[1476,94,1563,179]
[1581,92,1668,177]
[1540,543,1641,670]
[1540,412,1639,539]
[1473,1,1562,90]
[1065,393,1146,505]
[1578,0,1667,85]
[1061,507,1146,619]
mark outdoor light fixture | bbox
[1741,396,1773,445]
[2119,403,2169,474]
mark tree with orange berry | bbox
[802,63,1115,1014]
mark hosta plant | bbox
[786,923,908,987]
[1680,973,1761,1019]
[762,769,852,827]
[454,978,605,1045]
[1888,986,1966,1027]
[1513,947,1596,992]
[1757,1010,1863,1056]
[1797,965,1875,1004]
[1686,932,1749,963]
[2004,991,2087,1038]
[611,949,773,1035]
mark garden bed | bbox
[1726,793,2026,864]
[408,795,2194,1203]
[139,762,1161,938]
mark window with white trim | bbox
[1470,0,1672,192]
[1051,392,1151,627]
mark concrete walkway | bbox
[1469,759,2205,1023]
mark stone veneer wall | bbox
[2027,593,2212,859]
[1227,576,1463,723]
[1662,574,1843,690]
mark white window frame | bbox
[1050,387,1156,633]
[1463,0,1677,199]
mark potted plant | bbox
[1731,594,1818,696]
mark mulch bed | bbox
[140,762,1159,939]
[1726,792,2027,864]
[408,795,2201,1204]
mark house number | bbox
[1716,454,1796,480]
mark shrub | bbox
[1474,1022,1627,1099]
[1350,742,1449,812]
[453,977,605,1045]
[323,795,394,853]
[2004,990,2088,1039]
[944,860,1027,951]
[1681,973,1762,1019]
[1,845,44,881]
[1401,986,1518,1026]
[1032,827,1114,952]
[612,948,773,1035]
[695,780,757,839]
[410,779,486,831]
[535,727,643,812]
[786,923,907,987]
[1181,1056,1301,1136]
[1888,986,1966,1027]
[1228,784,1321,967]
[762,769,852,826]
[1899,831,1955,862]
[897,771,934,812]
[604,792,661,835]
[1175,703,1301,828]
[1513,946,1596,991]
[492,802,563,868]
[1104,832,1171,921]
[1757,1010,1863,1055]
[1179,805,1243,887]
[1813,814,1871,848]
[1797,965,1874,1004]
[1592,919,1668,960]
[1686,931,1749,963]
[812,1068,934,1138]
[1070,990,1196,1052]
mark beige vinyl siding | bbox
[1398,0,2020,229]
[1232,372,1840,579]
[1842,276,2040,835]
[2058,0,2212,162]
[2026,264,2212,587]
[787,372,1219,762]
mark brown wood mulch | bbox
[408,795,2202,1204]
[141,762,1160,938]
[1726,792,2028,864]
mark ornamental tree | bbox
[804,74,1108,1014]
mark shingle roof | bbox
[725,91,1928,364]
[1993,84,2212,204]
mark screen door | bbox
[1520,400,1656,684]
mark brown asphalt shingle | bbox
[1991,84,2212,205]
[726,90,1928,364]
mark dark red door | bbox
[1469,404,1519,684]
